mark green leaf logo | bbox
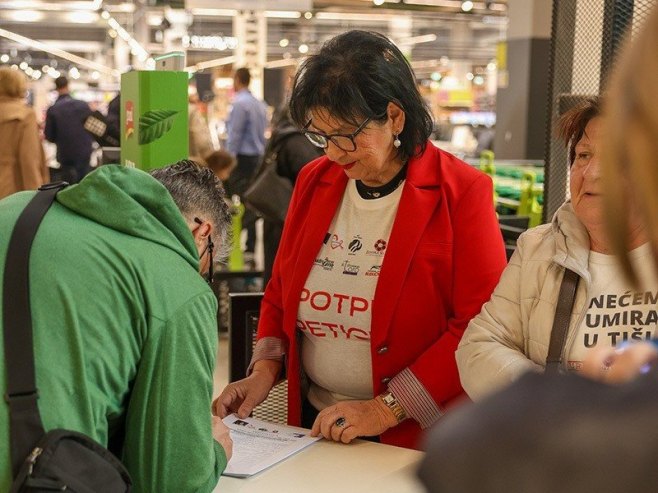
[138,110,179,145]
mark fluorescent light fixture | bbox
[190,8,237,17]
[265,10,301,19]
[2,1,132,12]
[315,12,393,21]
[265,58,299,69]
[397,34,437,45]
[67,11,99,23]
[8,10,44,22]
[186,55,236,73]
[0,27,118,77]
[102,12,149,61]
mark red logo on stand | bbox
[125,101,134,139]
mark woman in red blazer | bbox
[215,30,507,450]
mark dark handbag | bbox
[243,129,299,223]
[4,183,132,492]
[243,154,293,223]
[545,268,580,374]
[83,111,120,147]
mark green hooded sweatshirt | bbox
[0,166,227,492]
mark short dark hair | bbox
[234,67,251,87]
[557,96,602,166]
[150,160,232,259]
[54,76,69,90]
[289,30,433,161]
[204,150,236,175]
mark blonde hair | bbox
[0,67,27,98]
[602,6,658,286]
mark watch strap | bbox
[379,390,407,423]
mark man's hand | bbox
[213,360,281,418]
[310,398,398,444]
[582,342,658,384]
[212,416,233,461]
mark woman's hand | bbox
[310,397,398,444]
[581,342,658,384]
[213,360,282,418]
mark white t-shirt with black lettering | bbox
[299,180,403,411]
[568,243,658,370]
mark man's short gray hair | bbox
[150,160,232,260]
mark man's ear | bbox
[192,219,213,244]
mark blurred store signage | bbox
[187,0,312,11]
[183,35,238,51]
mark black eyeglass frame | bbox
[194,217,214,284]
[303,114,382,152]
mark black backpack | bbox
[3,183,132,492]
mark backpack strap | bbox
[545,268,580,374]
[3,182,68,477]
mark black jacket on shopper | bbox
[262,120,323,285]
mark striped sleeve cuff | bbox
[247,336,286,375]
[388,368,444,429]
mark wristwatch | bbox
[379,390,407,423]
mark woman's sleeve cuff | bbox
[247,336,285,375]
[388,368,444,429]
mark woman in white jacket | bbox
[457,96,658,400]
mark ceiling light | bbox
[466,72,474,80]
[8,10,43,22]
[67,11,98,23]
[265,11,301,19]
[298,44,309,54]
[279,38,289,48]
[0,27,118,77]
[397,34,437,45]
[186,55,236,73]
[0,54,8,63]
[373,0,385,4]
[265,58,299,69]
[19,61,28,70]
[461,1,474,12]
[304,11,313,19]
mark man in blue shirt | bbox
[45,76,94,183]
[226,67,268,256]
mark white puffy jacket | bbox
[457,202,594,400]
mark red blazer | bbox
[258,141,506,449]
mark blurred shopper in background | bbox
[225,67,268,261]
[457,96,657,401]
[216,30,506,449]
[204,149,237,184]
[419,7,658,493]
[0,160,233,492]
[45,75,94,183]
[189,91,214,160]
[0,67,48,199]
[261,105,323,284]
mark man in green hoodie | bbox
[0,160,233,492]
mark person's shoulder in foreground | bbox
[418,367,658,493]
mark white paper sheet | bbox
[221,415,321,477]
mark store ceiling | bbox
[0,0,507,79]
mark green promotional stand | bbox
[120,70,188,171]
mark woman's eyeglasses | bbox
[303,115,375,153]
[194,217,214,284]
